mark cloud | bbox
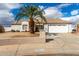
[71,10,79,15]
[57,3,71,8]
[0,3,20,26]
[39,5,45,9]
[4,3,20,9]
[0,10,13,17]
[44,7,63,18]
[44,4,72,19]
[60,15,79,24]
[0,4,8,10]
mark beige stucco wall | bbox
[11,25,22,31]
[11,21,29,32]
[4,27,11,31]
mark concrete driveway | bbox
[0,33,79,56]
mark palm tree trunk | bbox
[29,17,35,34]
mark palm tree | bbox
[15,4,46,34]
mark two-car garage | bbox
[44,19,72,33]
[48,24,71,33]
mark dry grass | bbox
[0,32,39,38]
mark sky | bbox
[1,3,79,26]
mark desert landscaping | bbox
[0,31,79,56]
[0,32,39,39]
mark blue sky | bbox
[11,3,79,17]
[1,3,79,26]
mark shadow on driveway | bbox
[46,39,54,43]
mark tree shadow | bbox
[46,39,54,43]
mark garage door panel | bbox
[49,25,68,33]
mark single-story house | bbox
[9,18,75,33]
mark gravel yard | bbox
[0,32,39,39]
[0,32,79,55]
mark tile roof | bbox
[12,18,72,25]
[46,18,72,24]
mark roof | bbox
[12,18,72,25]
[35,18,72,24]
[12,20,24,25]
[46,19,72,24]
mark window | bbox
[23,25,27,30]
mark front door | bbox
[22,25,27,31]
[35,24,44,32]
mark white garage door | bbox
[48,24,69,33]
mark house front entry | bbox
[22,25,27,31]
[35,24,44,32]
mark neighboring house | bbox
[11,20,29,32]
